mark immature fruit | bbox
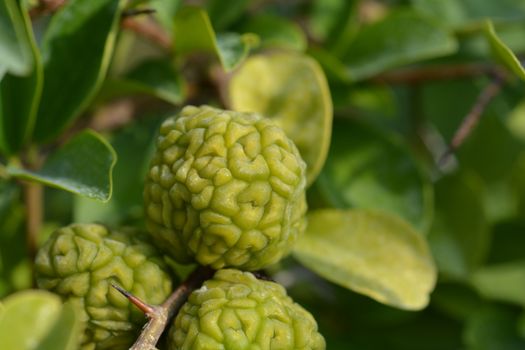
[169,269,325,350]
[144,105,307,270]
[35,224,174,350]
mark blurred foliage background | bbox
[2,0,525,349]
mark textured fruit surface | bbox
[169,269,325,350]
[34,224,174,349]
[144,105,307,270]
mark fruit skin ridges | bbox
[144,105,307,271]
[169,269,326,350]
[34,223,175,350]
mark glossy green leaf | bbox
[316,118,433,232]
[230,52,333,185]
[0,290,81,350]
[0,0,32,76]
[484,20,525,81]
[470,261,525,307]
[173,6,257,71]
[8,130,117,201]
[0,0,43,154]
[412,0,525,30]
[242,14,307,51]
[293,209,437,310]
[34,0,126,142]
[326,10,458,81]
[74,116,162,224]
[428,172,490,279]
[99,58,185,105]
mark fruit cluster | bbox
[35,106,324,349]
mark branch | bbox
[121,17,171,51]
[372,63,505,85]
[113,266,214,350]
[438,73,505,167]
[29,0,67,19]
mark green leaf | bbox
[321,10,458,82]
[293,209,437,310]
[315,118,433,232]
[470,261,525,307]
[99,58,185,105]
[74,116,162,224]
[34,0,126,142]
[484,20,525,81]
[230,52,333,186]
[150,0,181,35]
[428,172,490,279]
[8,130,117,201]
[412,0,525,30]
[242,14,307,51]
[0,0,32,76]
[0,290,82,350]
[173,6,258,71]
[308,0,359,53]
[0,0,43,154]
[37,302,83,350]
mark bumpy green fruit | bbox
[35,224,174,350]
[169,269,325,350]
[144,105,307,270]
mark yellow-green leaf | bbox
[293,209,437,310]
[229,52,333,186]
[0,290,82,350]
[484,20,525,81]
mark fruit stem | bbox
[129,265,215,350]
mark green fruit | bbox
[169,269,325,350]
[144,105,307,270]
[34,224,174,350]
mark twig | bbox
[113,266,214,350]
[23,181,42,268]
[29,0,67,19]
[438,73,505,167]
[121,17,171,51]
[122,8,156,18]
[372,63,505,85]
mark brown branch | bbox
[372,63,505,85]
[121,17,171,51]
[113,266,214,350]
[438,73,505,167]
[29,0,67,19]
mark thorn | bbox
[111,283,156,315]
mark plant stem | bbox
[121,17,171,51]
[128,266,214,350]
[372,63,505,84]
[438,73,505,167]
[23,181,43,273]
[29,0,67,19]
